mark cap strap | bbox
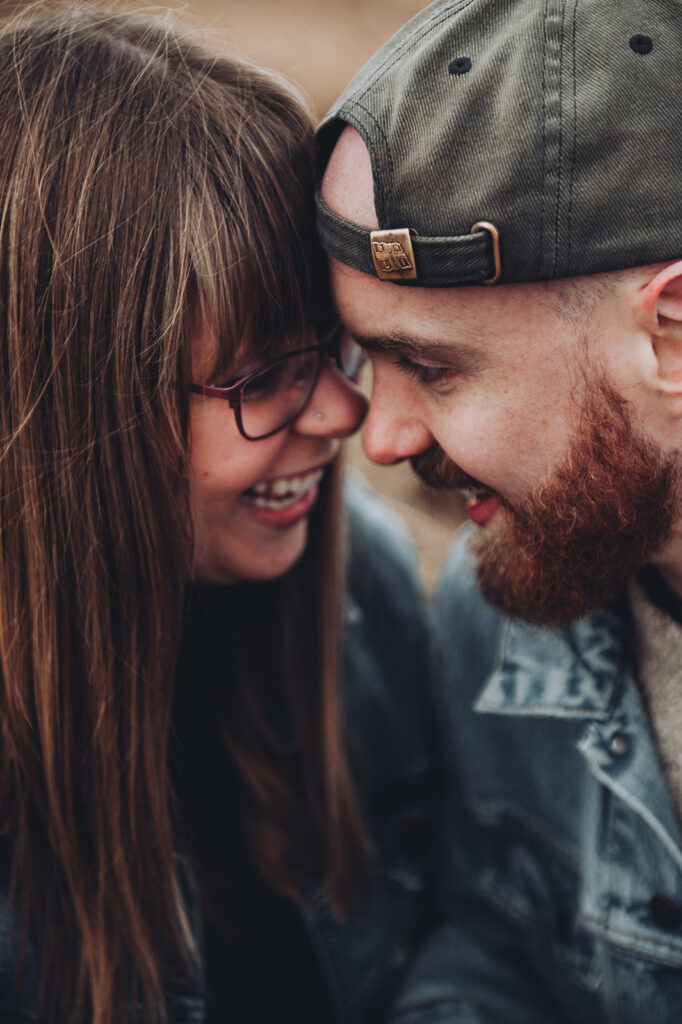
[316,192,500,286]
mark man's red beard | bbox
[411,380,680,627]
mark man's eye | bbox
[396,355,456,387]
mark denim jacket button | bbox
[648,894,682,930]
[608,732,629,756]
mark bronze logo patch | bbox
[370,228,417,281]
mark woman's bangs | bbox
[195,92,329,379]
[198,200,325,381]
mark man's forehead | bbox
[330,251,489,337]
[321,126,379,230]
[327,261,489,370]
[329,252,589,382]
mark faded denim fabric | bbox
[0,473,437,1023]
[389,529,682,1024]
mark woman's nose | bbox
[293,360,368,438]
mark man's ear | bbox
[636,260,682,395]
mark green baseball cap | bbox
[316,0,680,286]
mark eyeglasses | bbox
[190,331,366,441]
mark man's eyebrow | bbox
[349,329,486,369]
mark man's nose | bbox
[362,365,434,465]
[293,360,368,438]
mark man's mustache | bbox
[410,444,484,491]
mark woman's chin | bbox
[191,521,309,585]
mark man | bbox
[316,0,682,1021]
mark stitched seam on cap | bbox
[338,99,395,222]
[540,0,548,279]
[567,0,580,275]
[552,0,567,278]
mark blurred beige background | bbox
[173,0,436,118]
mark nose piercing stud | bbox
[314,411,323,420]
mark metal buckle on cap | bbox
[470,221,502,285]
[370,228,417,281]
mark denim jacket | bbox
[388,530,682,1024]
[0,473,437,1023]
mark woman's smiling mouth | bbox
[241,467,325,510]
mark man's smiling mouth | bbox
[464,489,501,527]
[459,485,494,501]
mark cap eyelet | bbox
[449,57,472,76]
[629,34,653,55]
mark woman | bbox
[0,5,436,1023]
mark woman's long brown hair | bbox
[0,4,364,1021]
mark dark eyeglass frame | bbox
[190,332,363,441]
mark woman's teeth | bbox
[243,468,324,508]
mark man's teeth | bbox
[245,468,324,507]
[461,486,493,502]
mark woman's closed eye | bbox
[241,363,286,401]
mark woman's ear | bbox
[636,261,682,396]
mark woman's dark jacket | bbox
[0,473,438,1022]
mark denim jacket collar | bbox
[474,601,627,719]
[474,593,682,868]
